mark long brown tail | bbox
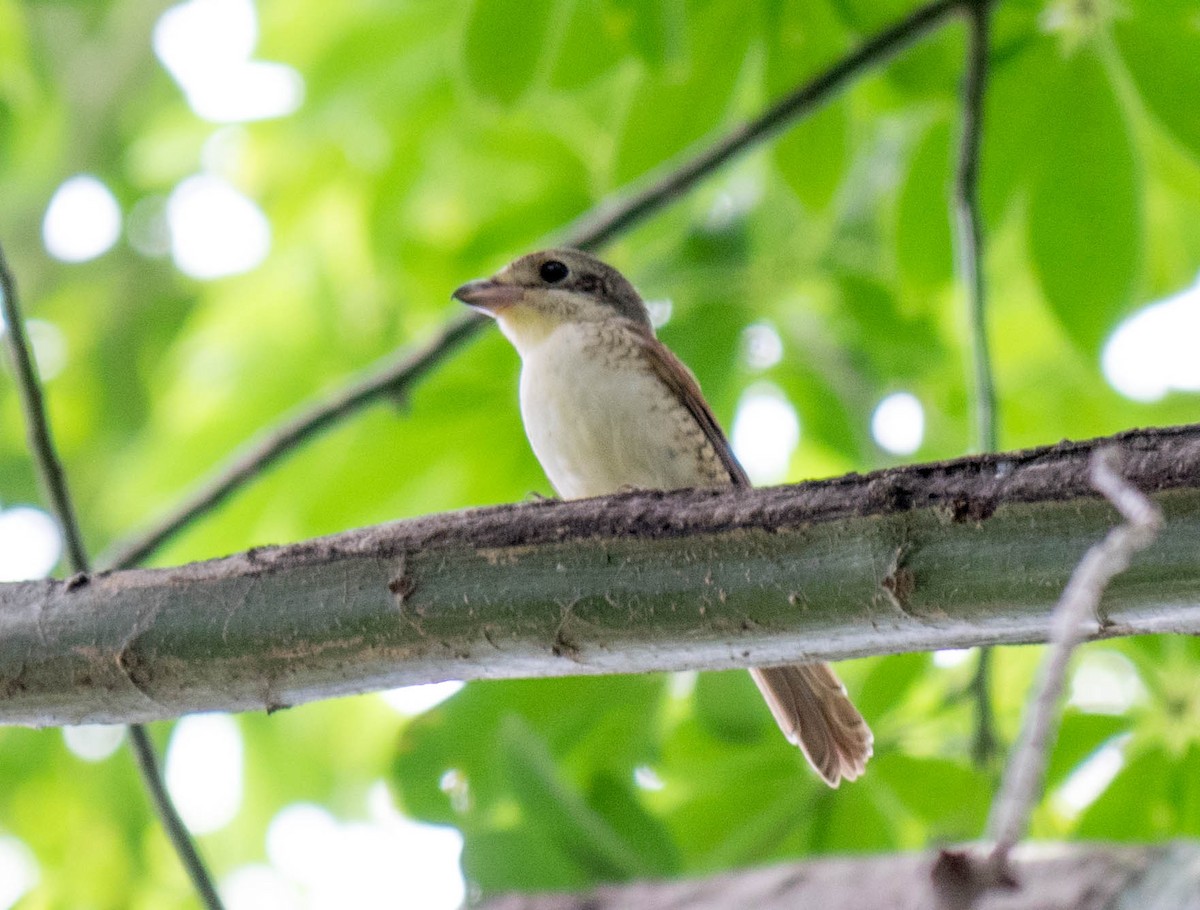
[750,663,873,787]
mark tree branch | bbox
[101,310,486,569]
[954,0,997,455]
[986,450,1161,858]
[0,242,89,572]
[1,243,226,908]
[952,0,1000,766]
[932,451,1163,909]
[479,842,1200,910]
[4,423,1198,727]
[102,0,977,570]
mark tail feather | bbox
[750,663,873,787]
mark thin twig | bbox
[569,0,969,250]
[968,649,997,766]
[0,242,227,910]
[102,310,485,569]
[954,0,997,455]
[952,0,1000,766]
[986,449,1162,861]
[128,725,227,909]
[0,246,89,572]
[101,0,976,570]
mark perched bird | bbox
[453,248,872,786]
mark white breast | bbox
[514,321,726,500]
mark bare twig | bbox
[954,0,997,456]
[103,0,976,570]
[0,245,89,572]
[952,0,1001,767]
[102,310,485,569]
[0,242,226,910]
[985,450,1162,862]
[569,0,970,250]
[934,450,1163,909]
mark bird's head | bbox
[453,248,651,352]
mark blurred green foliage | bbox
[2,0,1200,906]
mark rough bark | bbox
[2,424,1199,726]
[480,841,1200,910]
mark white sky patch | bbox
[932,648,973,668]
[166,714,244,834]
[0,835,39,910]
[379,681,464,716]
[645,299,673,329]
[266,787,465,910]
[731,383,800,485]
[42,175,122,263]
[1103,274,1200,402]
[0,506,62,582]
[63,724,126,762]
[223,864,300,910]
[1052,736,1128,818]
[741,322,783,371]
[167,175,271,279]
[871,391,925,456]
[154,0,303,123]
[1068,651,1145,715]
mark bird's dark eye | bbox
[539,260,569,284]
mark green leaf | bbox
[764,0,851,210]
[1044,711,1130,789]
[1027,50,1141,354]
[694,670,774,743]
[1115,5,1200,163]
[463,0,558,104]
[498,715,655,880]
[774,103,850,212]
[871,754,990,839]
[1075,747,1168,839]
[392,675,666,826]
[613,0,752,184]
[587,771,682,874]
[895,117,954,287]
[604,0,678,68]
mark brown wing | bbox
[632,327,751,489]
[631,324,873,786]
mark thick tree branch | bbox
[103,0,978,570]
[3,423,1198,727]
[479,842,1200,910]
[1,243,225,909]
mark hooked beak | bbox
[452,279,525,313]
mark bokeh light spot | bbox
[871,391,925,456]
[63,725,126,762]
[0,835,39,910]
[731,383,800,485]
[266,790,465,910]
[167,175,271,279]
[741,322,783,370]
[0,506,62,582]
[154,0,303,123]
[1103,275,1200,402]
[379,681,464,716]
[43,175,121,263]
[166,714,244,834]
